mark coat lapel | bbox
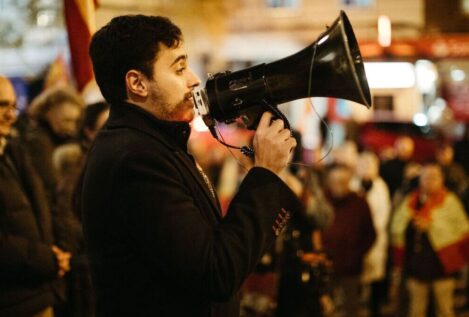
[107,102,222,221]
[174,152,222,221]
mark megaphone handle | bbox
[262,101,291,131]
[203,102,292,159]
[240,101,292,158]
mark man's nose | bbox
[187,68,201,88]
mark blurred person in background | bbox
[53,101,109,317]
[454,124,469,175]
[435,143,467,198]
[391,163,469,317]
[331,140,359,171]
[78,101,109,152]
[380,136,416,199]
[23,87,84,206]
[322,163,376,317]
[276,132,334,317]
[0,75,71,317]
[276,165,334,317]
[354,151,392,317]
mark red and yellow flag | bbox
[64,0,98,92]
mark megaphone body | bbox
[193,10,371,128]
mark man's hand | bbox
[51,245,72,277]
[253,112,297,175]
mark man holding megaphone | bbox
[80,15,301,317]
[80,10,371,317]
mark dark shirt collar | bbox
[110,101,191,152]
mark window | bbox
[266,0,300,8]
[340,0,374,8]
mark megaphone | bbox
[193,11,371,155]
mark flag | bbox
[64,0,98,92]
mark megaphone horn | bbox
[266,10,371,108]
[192,10,371,155]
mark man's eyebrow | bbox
[170,54,187,67]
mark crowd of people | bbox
[0,76,109,317]
[229,132,469,317]
[1,67,469,317]
[0,69,469,317]
[0,27,469,317]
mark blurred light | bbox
[192,116,209,132]
[364,62,415,89]
[413,112,428,127]
[463,0,469,13]
[378,15,392,47]
[415,60,438,93]
[427,98,446,124]
[37,10,55,27]
[451,69,466,82]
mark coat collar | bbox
[106,101,221,221]
[106,101,191,152]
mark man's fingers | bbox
[257,112,273,130]
[288,137,297,149]
[270,119,284,132]
[278,129,291,141]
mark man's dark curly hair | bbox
[89,15,182,105]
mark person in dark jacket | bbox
[53,101,109,317]
[323,163,376,317]
[0,75,71,317]
[80,15,301,317]
[23,86,84,207]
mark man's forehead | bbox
[156,42,187,64]
[0,79,15,101]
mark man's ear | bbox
[125,70,148,98]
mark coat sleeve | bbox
[0,232,58,281]
[117,150,301,302]
[24,133,57,206]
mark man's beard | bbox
[150,87,193,121]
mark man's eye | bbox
[176,67,186,74]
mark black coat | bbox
[80,102,301,317]
[23,122,62,205]
[0,139,59,317]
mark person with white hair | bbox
[354,151,392,317]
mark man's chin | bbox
[169,113,194,123]
[185,113,196,123]
[179,108,195,123]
